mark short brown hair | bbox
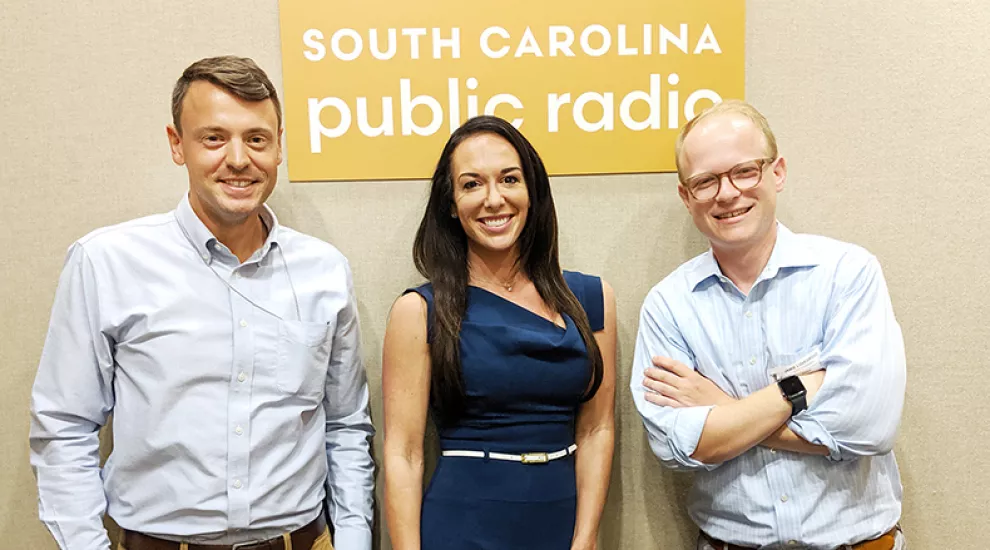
[171,56,281,134]
[674,99,778,180]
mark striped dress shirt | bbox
[631,223,905,548]
[30,195,375,550]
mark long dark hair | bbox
[412,115,604,425]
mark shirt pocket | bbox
[276,319,334,400]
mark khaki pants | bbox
[118,528,334,550]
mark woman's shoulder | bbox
[562,270,605,293]
[388,287,431,336]
[403,281,435,301]
[392,283,433,321]
[394,284,429,309]
[562,270,609,331]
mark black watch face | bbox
[779,376,805,396]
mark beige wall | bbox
[2,1,987,547]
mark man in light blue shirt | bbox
[631,100,906,549]
[29,56,374,550]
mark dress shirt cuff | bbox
[332,525,372,550]
[673,405,719,468]
[788,413,843,461]
[40,518,112,550]
[652,405,720,470]
[35,466,112,550]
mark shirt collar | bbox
[174,194,281,263]
[686,222,819,291]
[762,222,819,277]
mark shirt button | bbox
[745,310,753,318]
[237,372,247,382]
[770,448,777,454]
[239,319,248,328]
[233,479,242,489]
[749,356,757,365]
[788,541,798,546]
[234,426,243,435]
[780,494,788,502]
[201,253,209,261]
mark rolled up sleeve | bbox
[788,255,906,462]
[631,290,721,471]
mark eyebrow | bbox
[194,126,274,137]
[685,172,716,181]
[457,166,522,180]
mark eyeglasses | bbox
[680,157,776,202]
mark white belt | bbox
[441,444,577,464]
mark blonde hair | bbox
[674,99,778,180]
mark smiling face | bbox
[166,80,282,235]
[450,133,530,261]
[678,112,786,257]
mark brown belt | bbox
[121,514,326,550]
[702,526,898,550]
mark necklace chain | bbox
[473,270,519,292]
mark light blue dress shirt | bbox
[30,196,375,550]
[631,224,905,549]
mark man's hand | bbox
[642,356,735,408]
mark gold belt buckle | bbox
[520,452,549,464]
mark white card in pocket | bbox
[769,348,823,381]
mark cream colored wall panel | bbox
[3,1,988,548]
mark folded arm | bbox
[630,292,720,471]
[643,355,826,463]
[787,255,906,461]
[633,290,826,467]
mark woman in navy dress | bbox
[383,116,616,550]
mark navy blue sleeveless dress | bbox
[406,271,604,550]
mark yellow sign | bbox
[278,0,744,181]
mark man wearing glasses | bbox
[631,100,907,549]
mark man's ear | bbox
[166,124,185,166]
[772,156,787,193]
[276,127,284,165]
[678,183,691,209]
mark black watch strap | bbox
[777,375,808,416]
[788,392,807,416]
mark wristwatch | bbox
[777,375,807,416]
